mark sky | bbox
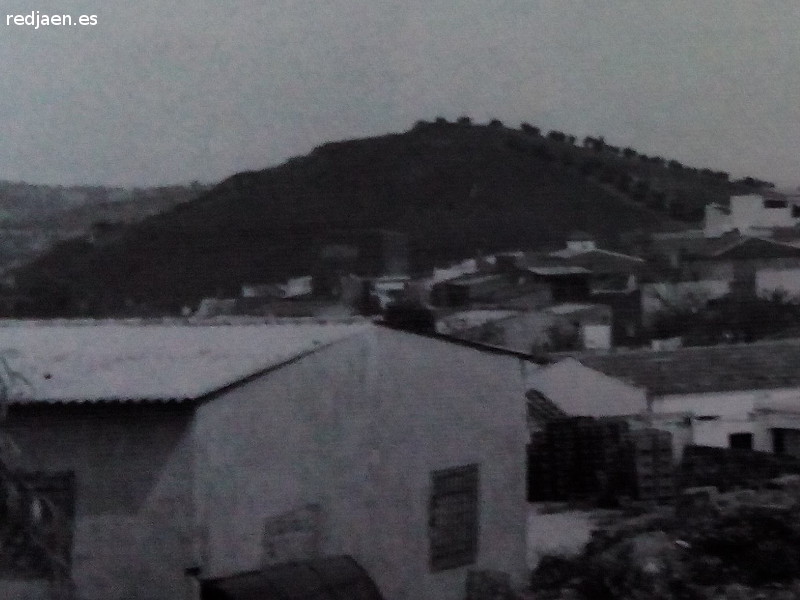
[2,1,799,188]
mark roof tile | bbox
[574,339,800,395]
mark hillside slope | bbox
[0,183,207,273]
[8,120,753,316]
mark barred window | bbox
[0,471,75,579]
[764,199,788,209]
[428,464,479,572]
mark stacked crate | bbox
[527,433,552,501]
[528,417,635,502]
[596,418,634,499]
[630,428,674,502]
[529,418,677,503]
[549,417,596,499]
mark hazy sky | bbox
[2,1,799,187]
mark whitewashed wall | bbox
[194,326,530,600]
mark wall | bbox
[652,389,800,455]
[370,327,529,600]
[683,258,800,297]
[691,417,755,449]
[456,311,556,353]
[591,289,642,346]
[682,260,734,282]
[582,324,611,350]
[756,268,800,299]
[456,308,611,353]
[654,390,757,418]
[566,240,596,252]
[647,413,694,462]
[704,204,731,237]
[194,327,530,600]
[0,581,52,600]
[2,404,195,600]
[731,194,795,231]
[753,411,800,455]
[641,281,730,325]
[193,335,370,581]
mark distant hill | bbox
[0,182,208,273]
[7,119,763,317]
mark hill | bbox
[0,182,208,273]
[6,119,760,316]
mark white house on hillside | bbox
[704,193,800,237]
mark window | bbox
[764,199,788,209]
[793,205,800,219]
[428,464,479,572]
[729,432,753,450]
[772,428,800,457]
[0,471,75,579]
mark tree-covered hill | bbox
[7,119,761,316]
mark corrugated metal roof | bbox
[0,322,369,405]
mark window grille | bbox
[428,464,479,571]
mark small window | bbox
[729,432,753,450]
[793,205,800,219]
[429,464,479,572]
[764,199,788,209]
[0,471,75,578]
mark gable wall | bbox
[194,328,530,600]
[2,404,195,600]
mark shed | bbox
[0,320,530,600]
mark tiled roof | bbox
[0,321,368,404]
[667,232,800,262]
[705,236,800,259]
[574,339,800,396]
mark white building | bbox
[704,193,800,237]
[575,340,800,459]
[0,320,531,600]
